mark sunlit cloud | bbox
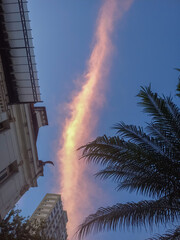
[57,0,133,238]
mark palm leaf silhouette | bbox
[76,86,180,239]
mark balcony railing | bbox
[0,0,41,103]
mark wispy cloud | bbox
[57,0,133,238]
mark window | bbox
[0,119,10,132]
[0,160,18,184]
[8,161,18,173]
[0,168,7,183]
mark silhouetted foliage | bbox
[147,226,180,240]
[0,209,53,240]
[76,85,180,240]
[175,68,180,96]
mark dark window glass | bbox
[0,160,18,184]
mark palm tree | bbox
[76,86,180,240]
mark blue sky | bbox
[18,1,180,240]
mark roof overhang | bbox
[0,0,41,104]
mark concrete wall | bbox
[0,104,43,219]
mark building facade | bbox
[30,194,68,240]
[0,0,48,219]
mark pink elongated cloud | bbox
[57,0,133,238]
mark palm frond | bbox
[95,165,173,198]
[78,85,180,240]
[177,80,180,97]
[78,135,125,165]
[113,122,171,159]
[137,86,180,140]
[137,85,166,122]
[76,199,179,240]
[175,68,180,97]
[79,134,168,169]
[113,122,180,182]
[164,96,180,139]
[146,123,180,155]
[147,226,180,240]
[79,135,180,199]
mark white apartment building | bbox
[30,194,68,240]
[0,0,48,219]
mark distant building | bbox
[30,193,68,240]
[0,0,48,219]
